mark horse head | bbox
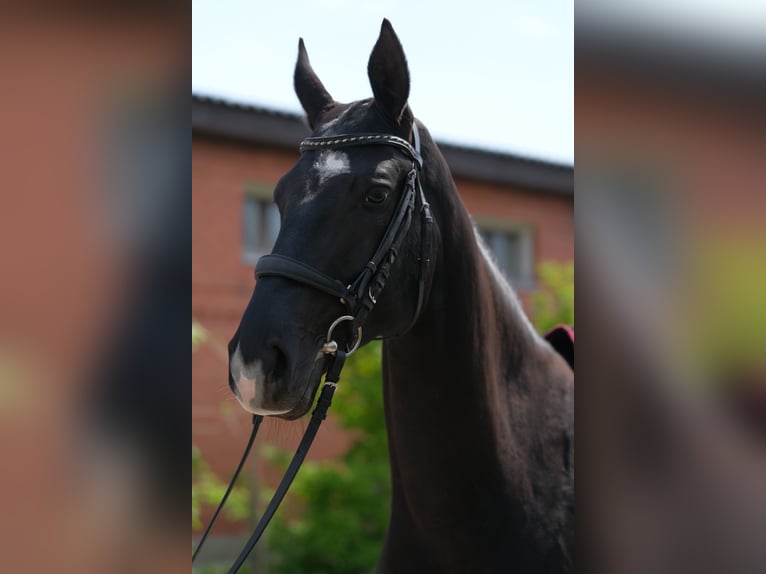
[228,20,437,419]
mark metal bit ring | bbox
[320,315,362,355]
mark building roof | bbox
[576,24,765,111]
[192,94,573,195]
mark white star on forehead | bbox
[315,150,350,185]
[301,150,351,205]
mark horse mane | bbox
[413,120,542,354]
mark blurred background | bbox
[192,1,572,572]
[576,1,766,572]
[0,5,189,574]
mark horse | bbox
[227,19,574,573]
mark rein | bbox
[193,124,431,572]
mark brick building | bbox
[192,94,573,546]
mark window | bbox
[477,221,535,289]
[242,183,280,265]
[583,162,674,282]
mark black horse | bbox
[228,19,574,573]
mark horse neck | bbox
[379,140,548,552]
[384,137,542,431]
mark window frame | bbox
[474,216,536,290]
[242,181,279,266]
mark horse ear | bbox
[294,38,334,129]
[368,19,410,124]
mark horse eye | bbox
[365,188,389,204]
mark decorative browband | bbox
[299,133,423,168]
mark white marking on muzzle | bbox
[230,343,291,416]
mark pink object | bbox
[544,324,574,370]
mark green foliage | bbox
[192,444,251,530]
[192,320,208,351]
[685,239,766,381]
[264,342,389,574]
[193,564,253,574]
[531,260,574,332]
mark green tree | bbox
[531,260,574,332]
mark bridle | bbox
[257,124,432,336]
[193,124,432,572]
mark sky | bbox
[192,0,574,164]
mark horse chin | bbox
[277,359,327,420]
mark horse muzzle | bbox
[228,338,329,419]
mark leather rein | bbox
[192,124,432,572]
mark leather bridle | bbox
[256,124,433,338]
[193,124,433,573]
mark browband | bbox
[300,132,423,168]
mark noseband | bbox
[255,123,433,342]
[193,124,433,573]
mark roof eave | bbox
[192,95,573,195]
